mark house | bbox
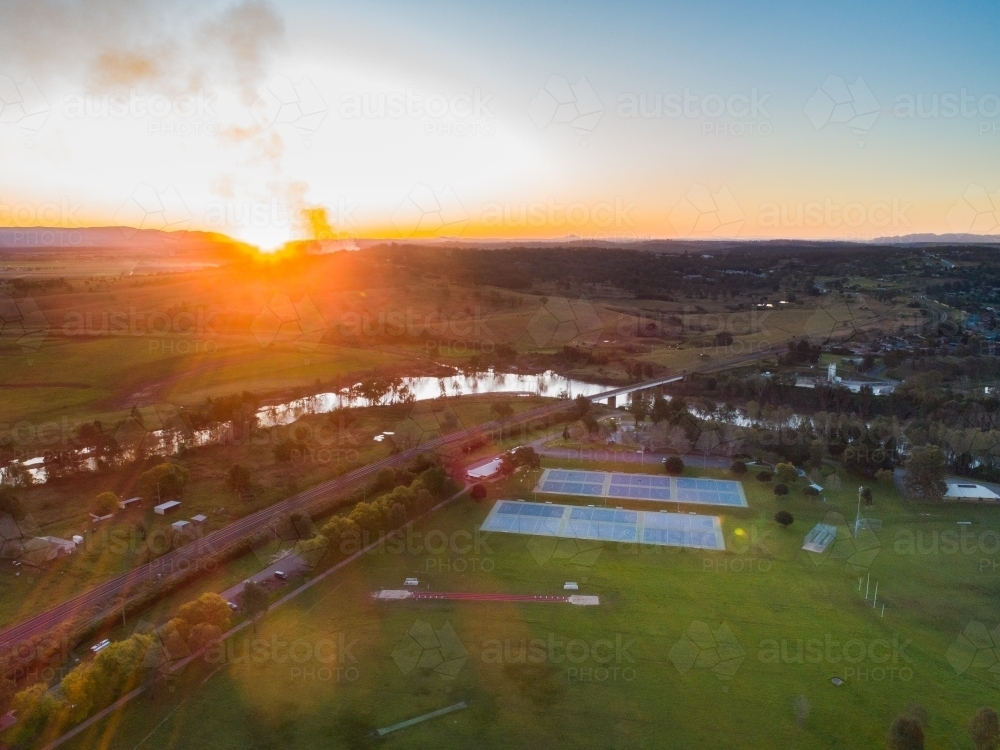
[154,500,182,515]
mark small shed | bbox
[191,514,207,525]
[171,520,190,532]
[154,500,182,515]
[468,457,502,479]
[945,483,1000,501]
[118,497,142,510]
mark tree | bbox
[887,715,924,750]
[136,463,190,501]
[501,446,540,474]
[773,483,789,496]
[757,470,773,482]
[651,395,671,424]
[225,464,253,494]
[629,392,650,423]
[664,456,685,476]
[470,484,487,501]
[177,592,232,633]
[0,673,15,713]
[862,486,874,506]
[322,516,361,556]
[969,707,1000,750]
[903,445,947,499]
[8,683,61,745]
[775,510,794,528]
[775,462,797,484]
[0,486,24,520]
[574,394,591,418]
[187,622,223,655]
[92,491,119,516]
[730,460,748,477]
[241,580,269,632]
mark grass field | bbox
[0,394,551,630]
[44,459,1000,750]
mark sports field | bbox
[535,468,747,507]
[50,462,1000,750]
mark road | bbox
[0,345,811,654]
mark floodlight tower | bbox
[854,486,863,537]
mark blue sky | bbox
[1,0,999,244]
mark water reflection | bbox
[256,370,609,428]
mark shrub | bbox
[664,456,685,476]
[470,484,487,501]
[757,470,773,482]
[773,484,789,496]
[969,707,1000,750]
[730,460,747,477]
[887,714,924,750]
[775,510,794,528]
[136,463,189,501]
[0,486,24,520]
[92,491,119,516]
[775,462,797,483]
[502,446,541,473]
[803,485,820,496]
[225,464,253,494]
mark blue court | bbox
[535,469,747,508]
[481,500,726,551]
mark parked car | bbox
[274,571,288,580]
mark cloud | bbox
[199,1,286,102]
[0,0,284,100]
[90,48,169,89]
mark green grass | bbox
[39,461,1000,750]
[0,394,551,630]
